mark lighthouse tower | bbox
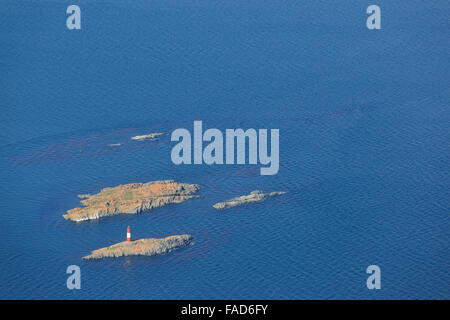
[127,226,131,242]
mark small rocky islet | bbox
[63,180,201,222]
[83,235,193,260]
[213,190,286,210]
[130,132,167,141]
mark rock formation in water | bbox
[213,190,286,210]
[83,234,193,260]
[63,180,201,222]
[130,133,167,141]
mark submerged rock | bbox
[130,133,167,141]
[63,180,201,222]
[213,190,286,210]
[83,234,193,260]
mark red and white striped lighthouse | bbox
[126,226,131,242]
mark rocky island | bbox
[130,133,167,141]
[63,180,201,222]
[213,190,286,210]
[83,234,193,260]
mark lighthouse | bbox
[127,226,131,242]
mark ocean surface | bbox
[0,0,449,299]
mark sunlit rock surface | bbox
[63,180,201,222]
[130,133,166,141]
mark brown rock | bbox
[63,180,201,222]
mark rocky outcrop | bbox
[213,190,286,210]
[83,235,193,260]
[130,133,167,141]
[63,180,201,222]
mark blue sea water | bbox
[0,0,449,299]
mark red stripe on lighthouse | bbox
[127,226,131,242]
